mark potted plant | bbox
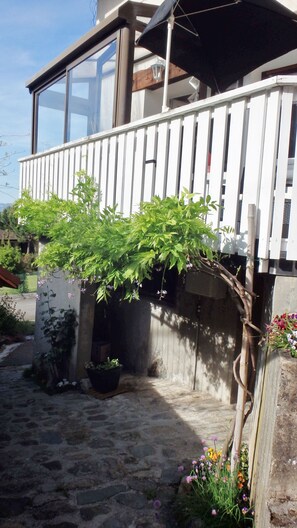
[85,357,122,393]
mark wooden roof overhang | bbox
[0,267,20,289]
[26,1,157,153]
[26,1,157,93]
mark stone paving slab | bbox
[0,365,236,527]
[0,340,33,366]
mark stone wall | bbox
[251,349,297,527]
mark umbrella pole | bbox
[162,10,174,113]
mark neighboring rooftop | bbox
[0,266,20,289]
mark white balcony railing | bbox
[20,76,297,268]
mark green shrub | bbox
[0,295,25,336]
[0,243,21,273]
[20,253,37,273]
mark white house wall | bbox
[245,48,297,86]
[277,0,297,12]
[133,48,297,120]
[35,270,95,381]
[35,271,81,380]
[131,88,164,121]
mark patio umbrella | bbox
[137,0,297,108]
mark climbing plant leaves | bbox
[15,172,226,302]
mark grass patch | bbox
[0,273,37,295]
[21,273,37,293]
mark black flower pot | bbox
[86,366,122,393]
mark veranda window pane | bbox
[36,76,66,152]
[67,40,116,142]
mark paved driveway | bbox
[0,360,235,527]
[0,293,36,322]
[12,293,37,321]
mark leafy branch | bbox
[15,172,260,456]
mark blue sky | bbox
[0,0,96,204]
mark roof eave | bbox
[26,1,157,93]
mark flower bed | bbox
[266,312,297,357]
[176,438,254,527]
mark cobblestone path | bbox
[0,364,235,527]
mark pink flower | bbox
[186,476,193,484]
[178,465,185,472]
[153,499,161,509]
[211,509,217,516]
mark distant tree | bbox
[0,206,15,233]
[0,243,21,272]
[0,205,35,254]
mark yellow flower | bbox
[206,448,222,462]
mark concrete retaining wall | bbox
[251,350,297,527]
[106,284,241,403]
[34,272,95,380]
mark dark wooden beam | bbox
[132,63,188,92]
[0,266,20,289]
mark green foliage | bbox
[20,272,37,293]
[0,295,25,335]
[16,172,224,303]
[15,191,68,239]
[0,242,21,272]
[15,173,104,275]
[85,357,121,370]
[0,204,36,251]
[0,206,17,232]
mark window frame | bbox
[34,72,67,154]
[32,31,121,154]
